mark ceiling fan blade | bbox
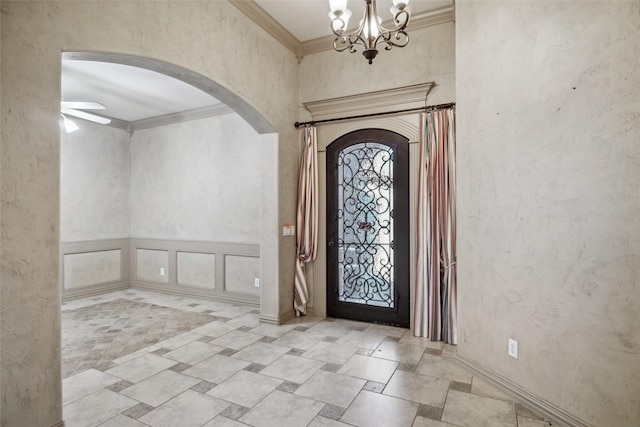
[61,107,111,125]
[61,101,106,110]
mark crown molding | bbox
[106,116,131,132]
[229,1,454,59]
[131,104,235,132]
[66,112,131,133]
[410,4,455,29]
[229,0,302,57]
[302,82,435,121]
[71,105,235,134]
[300,5,455,57]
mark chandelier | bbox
[328,0,411,64]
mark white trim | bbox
[75,105,235,134]
[302,82,435,121]
[131,104,235,132]
[456,354,592,427]
[228,0,302,57]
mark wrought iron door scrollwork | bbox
[337,142,395,308]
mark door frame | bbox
[303,115,421,331]
[325,128,410,327]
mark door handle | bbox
[328,240,335,247]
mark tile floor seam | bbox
[63,290,540,427]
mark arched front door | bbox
[326,129,409,327]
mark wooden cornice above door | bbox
[302,82,436,121]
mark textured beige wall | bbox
[61,121,131,242]
[131,114,261,243]
[0,2,298,426]
[456,2,640,426]
[299,23,455,104]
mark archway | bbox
[59,51,280,325]
[63,52,276,134]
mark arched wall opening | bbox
[63,52,277,134]
[59,51,280,318]
[1,3,300,425]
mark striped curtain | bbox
[294,126,318,316]
[413,109,457,344]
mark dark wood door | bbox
[326,129,409,328]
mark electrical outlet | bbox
[160,267,165,276]
[282,223,295,236]
[508,338,518,359]
[254,278,260,288]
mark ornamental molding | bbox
[302,82,435,121]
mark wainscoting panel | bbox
[225,255,260,295]
[61,239,130,300]
[136,248,170,283]
[64,249,121,289]
[61,238,259,307]
[130,238,260,307]
[177,251,216,289]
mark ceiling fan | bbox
[60,101,111,132]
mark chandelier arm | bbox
[392,8,410,30]
[374,9,409,36]
[329,0,411,63]
[372,7,410,50]
[375,29,409,50]
[332,12,369,53]
[334,37,364,53]
[330,16,348,35]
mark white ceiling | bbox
[61,60,222,123]
[61,0,452,124]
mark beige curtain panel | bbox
[294,126,319,316]
[413,109,457,344]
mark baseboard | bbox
[280,309,296,324]
[130,281,260,308]
[455,354,592,427]
[62,281,129,301]
[260,309,296,325]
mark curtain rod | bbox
[294,102,455,128]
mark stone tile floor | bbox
[62,289,552,427]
